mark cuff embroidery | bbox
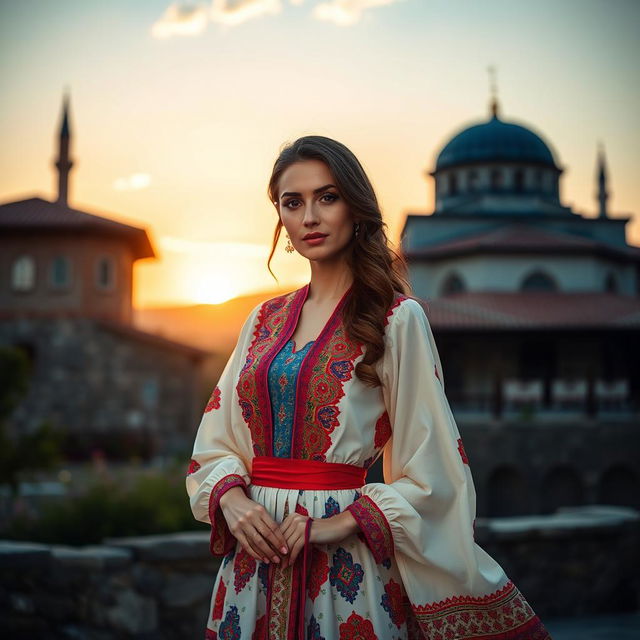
[345,494,394,564]
[208,473,247,557]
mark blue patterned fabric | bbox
[267,337,315,457]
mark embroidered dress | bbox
[186,283,552,640]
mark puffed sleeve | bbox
[345,298,552,639]
[345,297,473,565]
[186,301,261,557]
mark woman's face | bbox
[276,159,356,261]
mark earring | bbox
[354,223,360,238]
[285,233,295,253]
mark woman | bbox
[186,136,552,639]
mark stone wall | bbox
[1,506,639,639]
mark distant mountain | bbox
[133,287,293,354]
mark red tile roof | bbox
[0,196,155,260]
[420,291,640,329]
[406,223,640,262]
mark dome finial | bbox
[487,65,499,118]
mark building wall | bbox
[0,317,204,454]
[0,234,134,324]
[410,253,636,298]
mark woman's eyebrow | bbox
[280,184,337,199]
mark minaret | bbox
[487,64,500,119]
[54,89,74,207]
[596,141,609,219]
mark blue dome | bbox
[435,115,558,171]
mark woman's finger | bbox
[259,514,289,556]
[283,533,305,569]
[234,530,265,562]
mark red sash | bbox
[251,456,366,639]
[250,455,367,490]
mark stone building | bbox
[0,93,208,457]
[400,94,640,515]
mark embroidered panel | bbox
[344,494,394,564]
[411,580,553,640]
[291,286,362,460]
[267,338,314,458]
[236,291,297,457]
[208,473,247,557]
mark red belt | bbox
[251,456,366,639]
[250,455,367,490]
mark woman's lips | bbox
[303,235,328,245]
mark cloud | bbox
[113,173,152,191]
[313,0,402,26]
[151,0,401,36]
[209,0,283,26]
[151,3,210,39]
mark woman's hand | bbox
[278,512,311,569]
[309,510,360,546]
[277,510,361,569]
[219,487,289,564]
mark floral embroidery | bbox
[208,474,247,557]
[233,546,257,594]
[339,611,378,640]
[381,578,406,628]
[186,458,200,475]
[218,604,241,639]
[410,580,553,640]
[307,614,325,640]
[373,410,391,449]
[212,578,226,621]
[329,547,364,604]
[307,547,329,601]
[204,385,221,413]
[322,496,340,518]
[345,494,394,564]
[237,293,294,457]
[293,288,363,460]
[457,437,469,465]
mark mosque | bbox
[397,94,640,516]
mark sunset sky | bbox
[1,0,639,308]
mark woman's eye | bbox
[283,194,337,209]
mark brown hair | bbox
[266,135,412,388]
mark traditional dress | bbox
[186,283,552,640]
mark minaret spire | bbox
[596,141,609,219]
[487,65,499,119]
[54,87,74,207]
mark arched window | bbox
[95,256,116,291]
[514,169,524,193]
[604,272,618,293]
[490,168,503,191]
[50,256,72,288]
[440,273,466,296]
[448,173,458,196]
[520,270,557,292]
[11,255,36,291]
[467,169,479,192]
